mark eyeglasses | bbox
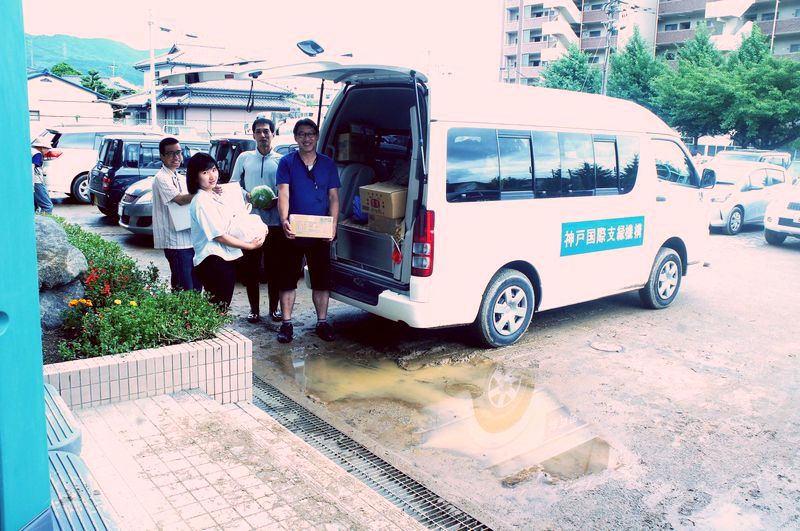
[295,132,318,139]
[164,150,183,158]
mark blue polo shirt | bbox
[276,151,340,216]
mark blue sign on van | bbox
[561,216,645,256]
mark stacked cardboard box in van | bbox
[359,182,407,236]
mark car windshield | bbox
[715,152,762,162]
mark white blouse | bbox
[190,189,243,266]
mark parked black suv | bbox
[209,136,256,184]
[88,135,209,218]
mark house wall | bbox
[27,76,114,129]
[157,107,294,139]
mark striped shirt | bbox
[152,165,193,250]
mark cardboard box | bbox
[288,214,334,239]
[368,214,405,237]
[359,183,408,219]
[336,133,374,163]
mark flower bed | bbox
[54,218,230,360]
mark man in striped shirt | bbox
[152,137,201,292]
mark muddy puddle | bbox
[272,353,617,484]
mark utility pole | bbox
[601,0,621,95]
[769,0,780,53]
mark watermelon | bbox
[250,185,276,209]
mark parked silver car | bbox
[705,161,789,234]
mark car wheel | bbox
[70,173,91,204]
[473,268,534,348]
[724,206,744,235]
[639,247,682,309]
[764,229,787,246]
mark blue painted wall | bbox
[0,0,53,527]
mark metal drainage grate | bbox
[252,376,491,531]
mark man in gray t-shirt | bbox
[229,117,284,323]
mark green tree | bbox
[80,69,120,100]
[722,56,800,148]
[607,26,666,112]
[653,27,733,143]
[540,44,602,94]
[50,62,82,77]
[726,25,770,68]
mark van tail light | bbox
[411,209,435,277]
[102,176,111,191]
[44,149,62,160]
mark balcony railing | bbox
[521,41,548,53]
[581,35,616,49]
[658,0,707,16]
[522,17,547,30]
[582,10,610,23]
[656,28,696,45]
[757,18,800,37]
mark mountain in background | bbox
[25,33,168,86]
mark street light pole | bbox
[148,10,159,131]
[601,0,620,95]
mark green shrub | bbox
[53,219,230,360]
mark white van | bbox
[31,125,153,203]
[251,61,715,347]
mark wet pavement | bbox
[52,199,800,529]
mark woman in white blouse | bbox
[187,153,265,309]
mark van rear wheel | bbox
[71,173,90,203]
[639,248,682,309]
[474,268,534,348]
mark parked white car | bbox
[704,161,788,234]
[30,124,153,203]
[764,182,800,245]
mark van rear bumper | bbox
[329,288,460,328]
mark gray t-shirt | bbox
[229,150,281,226]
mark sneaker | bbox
[277,321,294,343]
[270,309,283,322]
[315,321,335,342]
[246,312,260,324]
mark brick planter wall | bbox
[43,329,252,409]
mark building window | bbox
[588,56,600,64]
[664,23,678,31]
[589,30,601,37]
[506,55,518,68]
[507,32,519,45]
[744,13,757,21]
[185,72,200,84]
[528,29,543,42]
[592,3,603,10]
[795,8,800,17]
[679,21,691,29]
[508,8,519,22]
[527,55,541,67]
[761,12,777,21]
[30,110,40,121]
[790,43,800,52]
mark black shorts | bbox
[277,238,332,291]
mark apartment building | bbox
[502,0,800,84]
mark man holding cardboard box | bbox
[276,118,341,343]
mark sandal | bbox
[246,312,260,324]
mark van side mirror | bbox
[701,168,716,188]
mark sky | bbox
[23,0,503,81]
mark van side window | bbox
[446,128,500,202]
[532,131,561,198]
[593,139,618,192]
[141,146,161,169]
[560,133,595,196]
[653,140,699,187]
[617,136,640,193]
[498,136,533,200]
[124,144,140,168]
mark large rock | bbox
[40,279,84,330]
[36,216,87,289]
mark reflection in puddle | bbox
[281,354,616,483]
